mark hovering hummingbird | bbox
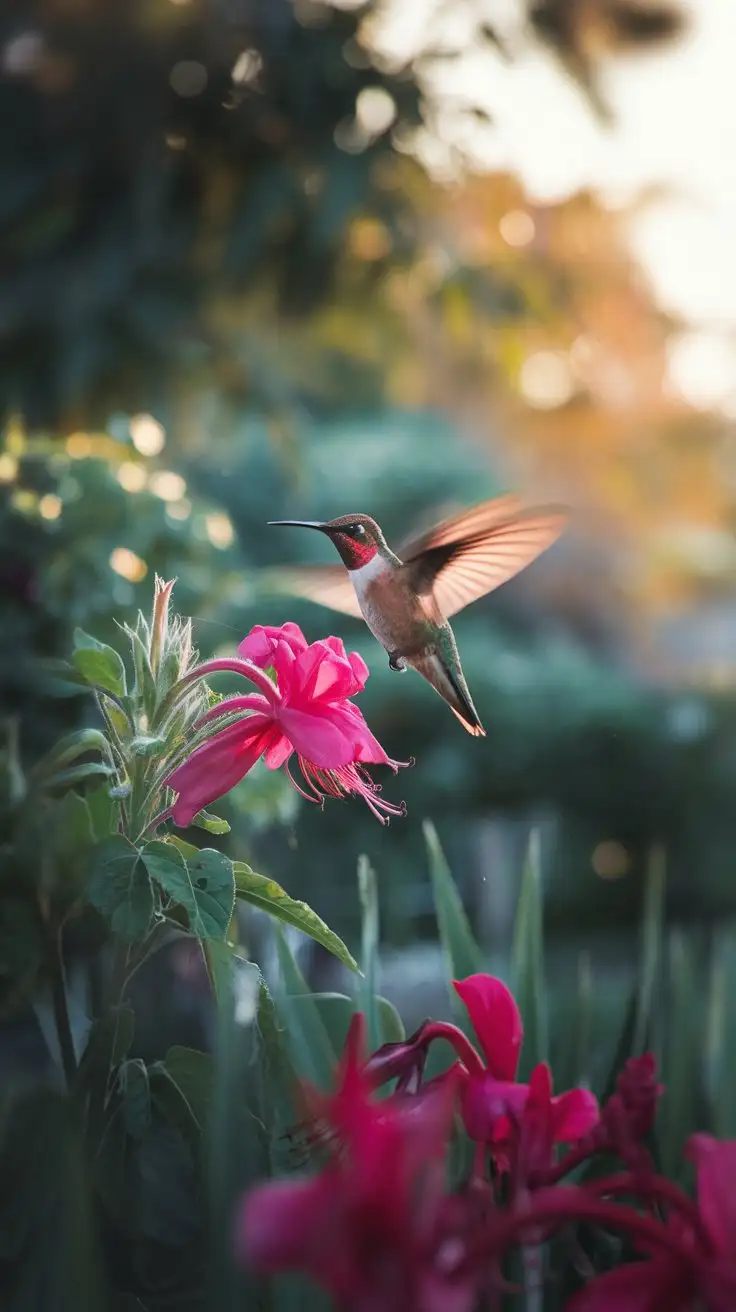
[267,496,568,737]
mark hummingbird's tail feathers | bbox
[410,653,486,737]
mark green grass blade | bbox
[660,928,698,1180]
[633,844,666,1058]
[274,926,338,1090]
[510,829,547,1078]
[357,854,381,1053]
[423,819,483,1010]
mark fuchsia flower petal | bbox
[687,1134,736,1254]
[165,715,276,824]
[566,1258,692,1312]
[552,1086,600,1142]
[453,975,523,1080]
[276,706,357,768]
[238,622,308,667]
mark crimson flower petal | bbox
[236,1174,337,1275]
[551,1086,599,1143]
[165,715,275,824]
[453,975,523,1080]
[566,1257,693,1312]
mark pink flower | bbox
[453,974,599,1174]
[163,623,409,825]
[236,1014,480,1312]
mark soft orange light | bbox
[110,547,147,582]
[592,841,631,879]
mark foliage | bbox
[0,647,733,1309]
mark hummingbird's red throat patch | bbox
[330,533,378,571]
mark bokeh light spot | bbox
[500,210,535,247]
[205,512,235,548]
[592,842,631,879]
[116,462,148,493]
[519,351,574,409]
[130,414,165,456]
[39,494,62,520]
[169,61,208,98]
[110,547,147,582]
[356,86,396,136]
[0,454,18,482]
[150,470,186,502]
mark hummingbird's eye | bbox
[352,523,365,537]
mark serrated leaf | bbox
[423,820,483,1012]
[120,1058,152,1140]
[130,734,167,757]
[86,835,154,941]
[143,841,234,940]
[192,809,231,835]
[511,829,548,1077]
[234,860,358,972]
[71,643,127,698]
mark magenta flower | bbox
[236,1014,479,1312]
[163,623,408,825]
[453,974,599,1173]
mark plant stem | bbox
[48,926,78,1088]
[522,1245,543,1312]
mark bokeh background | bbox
[4,0,736,1040]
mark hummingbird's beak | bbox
[267,520,330,532]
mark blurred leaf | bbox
[143,841,235,940]
[87,835,154,941]
[633,844,666,1057]
[85,784,119,840]
[274,926,337,1090]
[163,1045,214,1134]
[358,854,381,1052]
[660,929,698,1179]
[234,860,357,971]
[119,1057,152,1140]
[78,1004,135,1088]
[130,734,167,758]
[511,829,548,1077]
[424,819,483,1016]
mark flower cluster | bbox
[163,622,409,826]
[237,973,736,1312]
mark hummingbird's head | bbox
[267,513,385,570]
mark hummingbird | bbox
[267,495,568,737]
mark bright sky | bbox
[375,0,736,408]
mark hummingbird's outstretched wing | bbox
[262,565,363,618]
[400,497,568,620]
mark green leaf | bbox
[30,728,111,782]
[234,861,358,972]
[71,638,127,698]
[165,834,200,861]
[78,1005,135,1088]
[511,829,548,1077]
[163,1045,214,1133]
[358,854,381,1052]
[43,762,113,789]
[130,735,167,758]
[119,1058,152,1140]
[274,926,337,1089]
[87,835,154,941]
[86,784,119,841]
[127,626,157,720]
[143,841,235,940]
[192,809,231,835]
[423,819,483,1014]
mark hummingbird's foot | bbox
[388,651,407,672]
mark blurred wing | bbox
[261,565,363,619]
[403,500,569,620]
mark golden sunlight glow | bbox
[356,86,396,136]
[666,331,736,411]
[499,210,535,247]
[116,462,148,493]
[0,453,18,482]
[592,842,631,879]
[66,433,94,459]
[349,217,392,260]
[130,414,166,456]
[39,494,62,520]
[205,512,235,549]
[232,49,263,85]
[110,547,148,582]
[149,470,186,502]
[519,351,574,409]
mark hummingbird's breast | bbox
[349,555,431,653]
